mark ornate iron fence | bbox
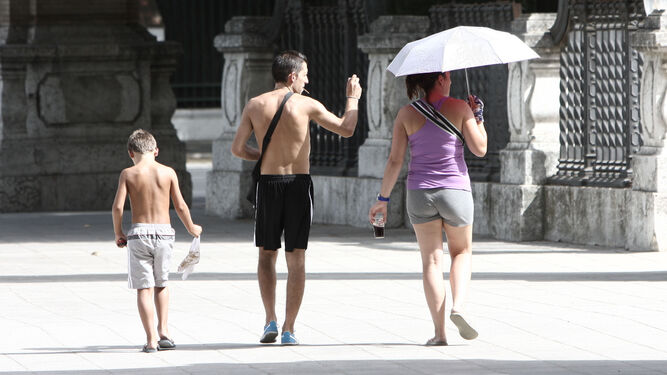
[275,0,369,176]
[429,2,518,182]
[157,0,274,108]
[549,0,644,187]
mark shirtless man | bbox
[112,129,202,352]
[231,50,362,345]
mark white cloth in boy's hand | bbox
[178,236,200,280]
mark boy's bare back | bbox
[121,160,176,224]
[112,129,201,247]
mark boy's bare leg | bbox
[154,286,170,339]
[137,288,158,349]
[283,249,305,333]
[258,247,279,324]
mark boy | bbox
[112,129,202,353]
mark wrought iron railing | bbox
[276,0,369,176]
[549,0,644,187]
[156,0,274,108]
[429,2,518,182]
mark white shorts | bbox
[126,223,175,289]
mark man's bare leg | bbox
[258,247,279,324]
[283,249,306,333]
[154,286,170,340]
[137,288,158,349]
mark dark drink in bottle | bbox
[373,213,385,239]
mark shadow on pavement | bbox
[1,359,665,374]
[13,342,420,355]
[2,271,666,283]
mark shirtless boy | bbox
[112,129,202,352]
[231,50,362,345]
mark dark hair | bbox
[405,72,444,99]
[272,50,308,83]
[127,129,157,153]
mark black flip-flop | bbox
[158,338,176,350]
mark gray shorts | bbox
[126,223,175,289]
[406,188,474,227]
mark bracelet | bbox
[376,193,390,202]
[346,96,360,100]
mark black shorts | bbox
[254,174,314,251]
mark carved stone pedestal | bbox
[206,17,274,219]
[0,1,189,212]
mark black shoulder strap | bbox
[254,92,293,174]
[411,99,465,145]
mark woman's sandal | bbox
[142,344,157,353]
[425,337,448,346]
[450,312,479,340]
[158,338,176,351]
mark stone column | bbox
[356,16,428,228]
[0,0,189,212]
[206,17,274,219]
[491,13,560,240]
[627,10,667,251]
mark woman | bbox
[368,71,487,345]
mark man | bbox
[231,50,362,345]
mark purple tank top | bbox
[407,97,471,191]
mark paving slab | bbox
[1,207,666,375]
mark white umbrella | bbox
[387,26,540,96]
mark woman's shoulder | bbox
[444,96,467,108]
[398,102,422,119]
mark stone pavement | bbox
[1,206,667,375]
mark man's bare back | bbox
[231,60,362,174]
[246,90,314,175]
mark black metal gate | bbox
[275,0,369,176]
[549,0,644,187]
[157,0,274,108]
[429,2,518,182]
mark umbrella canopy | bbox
[387,26,540,77]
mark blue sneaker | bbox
[281,331,299,345]
[260,321,278,343]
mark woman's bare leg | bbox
[442,223,472,312]
[413,219,447,343]
[443,223,478,339]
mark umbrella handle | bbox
[464,68,471,100]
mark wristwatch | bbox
[376,194,390,202]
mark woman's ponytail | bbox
[405,72,444,99]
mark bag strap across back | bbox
[254,91,294,174]
[410,99,465,145]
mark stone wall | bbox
[0,0,190,212]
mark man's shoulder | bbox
[248,91,278,105]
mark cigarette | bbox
[302,88,310,95]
